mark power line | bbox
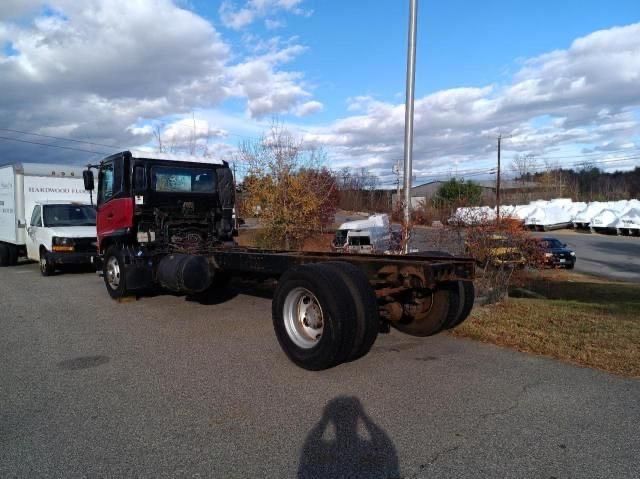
[0,126,263,154]
[0,135,112,155]
[0,128,124,151]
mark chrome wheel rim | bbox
[283,287,324,349]
[106,256,121,290]
[40,257,47,272]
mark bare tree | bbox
[511,153,535,184]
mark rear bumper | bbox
[49,251,97,266]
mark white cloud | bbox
[0,0,319,162]
[228,40,314,118]
[219,0,307,30]
[0,0,42,20]
[294,100,323,117]
[306,23,640,181]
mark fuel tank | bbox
[156,254,211,294]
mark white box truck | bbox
[0,163,97,275]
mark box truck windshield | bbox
[43,204,96,227]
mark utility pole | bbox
[496,134,502,225]
[402,0,418,253]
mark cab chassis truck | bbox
[84,151,475,370]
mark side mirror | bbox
[83,170,94,191]
[563,243,567,248]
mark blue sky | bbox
[0,0,639,185]
[191,0,640,122]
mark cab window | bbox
[98,163,114,204]
[30,205,42,227]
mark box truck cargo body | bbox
[0,163,96,271]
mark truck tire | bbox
[392,288,451,337]
[272,264,357,370]
[7,244,18,266]
[39,250,55,276]
[0,243,8,267]
[445,281,475,329]
[103,246,129,299]
[321,261,379,361]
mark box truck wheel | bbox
[272,264,357,370]
[320,261,379,361]
[103,246,129,299]
[0,243,9,267]
[39,249,55,276]
[7,244,18,266]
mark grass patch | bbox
[452,274,640,377]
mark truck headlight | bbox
[52,237,75,252]
[570,251,576,256]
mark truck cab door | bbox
[96,158,133,252]
[26,205,42,260]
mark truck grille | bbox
[74,238,98,253]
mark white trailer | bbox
[0,163,95,270]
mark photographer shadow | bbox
[298,396,400,479]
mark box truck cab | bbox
[332,214,403,254]
[26,201,97,275]
[0,163,96,275]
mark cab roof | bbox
[99,150,225,166]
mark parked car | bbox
[466,234,527,268]
[537,237,576,269]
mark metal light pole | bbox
[496,134,502,225]
[403,0,418,253]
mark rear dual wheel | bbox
[0,243,18,267]
[7,245,18,266]
[390,280,474,337]
[392,250,475,336]
[272,262,379,370]
[0,244,9,267]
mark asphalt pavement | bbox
[1,263,639,478]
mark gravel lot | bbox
[1,262,639,478]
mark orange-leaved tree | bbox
[238,124,338,249]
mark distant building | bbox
[392,179,542,208]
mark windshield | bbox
[43,205,96,227]
[151,166,217,193]
[334,229,348,245]
[349,236,371,246]
[541,239,564,249]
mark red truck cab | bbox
[84,151,235,297]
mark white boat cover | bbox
[590,209,622,228]
[445,198,639,229]
[616,208,640,230]
[524,206,573,227]
[573,202,606,225]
